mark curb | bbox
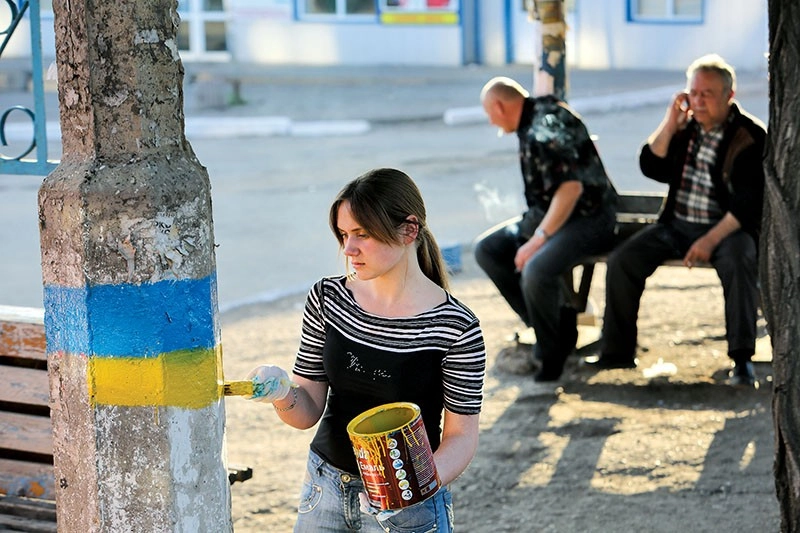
[3,81,765,141]
[3,117,372,142]
[443,80,766,126]
[443,85,679,126]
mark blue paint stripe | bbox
[44,275,217,357]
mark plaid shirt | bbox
[674,117,730,224]
[639,102,767,243]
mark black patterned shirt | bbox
[517,96,617,217]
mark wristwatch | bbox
[534,227,551,240]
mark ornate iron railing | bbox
[0,0,58,175]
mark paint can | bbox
[347,402,441,511]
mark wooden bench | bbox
[565,191,723,326]
[556,191,736,352]
[566,191,672,317]
[0,306,252,530]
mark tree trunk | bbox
[765,1,800,530]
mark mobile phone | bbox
[678,93,690,112]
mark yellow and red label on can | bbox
[347,402,441,511]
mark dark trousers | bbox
[601,219,759,362]
[474,207,617,362]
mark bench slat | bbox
[0,495,56,522]
[0,513,57,532]
[0,306,45,325]
[1,367,49,409]
[616,192,665,215]
[0,460,250,502]
[0,412,52,457]
[0,460,55,500]
[0,309,46,362]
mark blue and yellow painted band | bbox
[43,275,217,357]
[44,275,224,408]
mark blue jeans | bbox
[474,206,617,363]
[294,449,454,532]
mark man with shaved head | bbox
[474,76,618,382]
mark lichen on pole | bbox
[39,0,232,530]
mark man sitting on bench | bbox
[585,54,767,387]
[474,76,618,382]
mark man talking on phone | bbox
[586,53,767,387]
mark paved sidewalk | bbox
[179,62,767,124]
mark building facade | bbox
[7,0,769,72]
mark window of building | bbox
[177,0,229,59]
[629,0,702,22]
[298,0,376,20]
[296,0,462,24]
[384,0,456,8]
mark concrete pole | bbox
[39,1,231,531]
[530,0,567,100]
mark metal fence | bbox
[0,0,58,176]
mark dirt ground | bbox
[219,254,780,532]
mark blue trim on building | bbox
[473,0,482,64]
[44,274,218,357]
[503,0,513,64]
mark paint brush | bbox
[223,380,255,397]
[222,379,299,397]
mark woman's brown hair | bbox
[329,168,450,290]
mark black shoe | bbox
[534,364,564,382]
[534,352,568,382]
[728,361,756,387]
[582,354,638,370]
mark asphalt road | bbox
[0,67,768,313]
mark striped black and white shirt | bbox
[293,275,486,474]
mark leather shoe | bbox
[728,361,756,387]
[582,354,638,370]
[534,364,564,382]
[534,351,569,382]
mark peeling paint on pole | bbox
[530,0,567,100]
[40,0,232,530]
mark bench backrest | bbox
[0,306,54,500]
[614,191,665,244]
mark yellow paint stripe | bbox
[88,346,223,408]
[380,12,459,25]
